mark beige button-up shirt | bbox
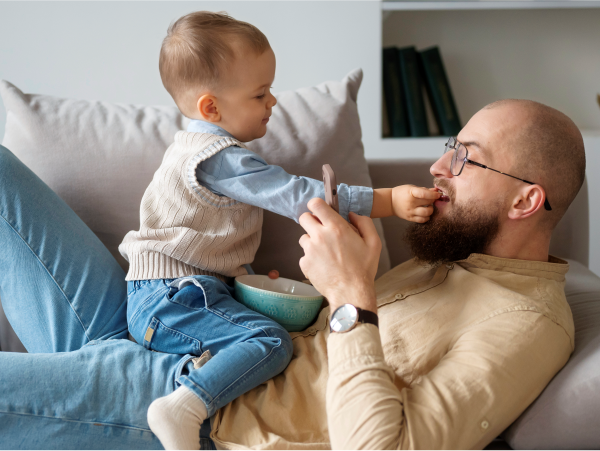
[210,254,574,449]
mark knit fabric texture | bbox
[119,131,263,282]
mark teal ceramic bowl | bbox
[234,275,324,332]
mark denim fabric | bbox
[0,145,213,449]
[127,276,293,417]
[187,120,374,222]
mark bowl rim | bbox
[234,275,323,301]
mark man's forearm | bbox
[326,324,404,449]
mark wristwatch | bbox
[329,304,379,333]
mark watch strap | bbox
[357,307,379,329]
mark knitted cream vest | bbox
[119,131,263,282]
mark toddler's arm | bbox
[371,186,441,223]
[196,146,372,222]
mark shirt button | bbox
[308,327,316,334]
[481,420,489,430]
[446,263,455,270]
[395,294,405,300]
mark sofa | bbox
[1,71,599,449]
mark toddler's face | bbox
[214,46,277,142]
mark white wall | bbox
[0,1,381,148]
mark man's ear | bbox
[508,184,546,220]
[196,94,220,122]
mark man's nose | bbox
[430,151,453,179]
[268,93,277,109]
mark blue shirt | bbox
[187,120,373,222]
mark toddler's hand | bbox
[392,185,440,223]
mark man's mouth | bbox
[262,116,270,124]
[435,187,450,202]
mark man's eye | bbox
[256,94,265,99]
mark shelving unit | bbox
[377,1,600,158]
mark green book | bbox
[382,47,409,137]
[397,46,429,137]
[418,46,461,136]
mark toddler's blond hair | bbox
[159,11,271,116]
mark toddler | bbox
[119,11,440,450]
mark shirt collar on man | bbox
[187,120,233,138]
[459,253,569,281]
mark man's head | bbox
[406,99,586,265]
[159,11,277,142]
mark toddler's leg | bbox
[147,385,207,450]
[131,276,293,450]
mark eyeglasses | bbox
[444,137,552,211]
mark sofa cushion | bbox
[0,70,390,281]
[504,259,600,449]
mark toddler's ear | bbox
[197,95,220,122]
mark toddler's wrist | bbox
[391,185,409,220]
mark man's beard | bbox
[404,201,501,266]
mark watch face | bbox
[331,304,358,332]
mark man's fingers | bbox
[298,233,310,248]
[349,213,381,249]
[307,197,343,227]
[298,211,323,236]
[410,186,441,200]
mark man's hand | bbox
[298,198,381,314]
[392,185,440,223]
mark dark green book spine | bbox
[382,47,409,137]
[397,46,429,137]
[418,46,461,136]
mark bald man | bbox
[210,99,585,449]
[0,100,586,450]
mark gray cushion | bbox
[0,70,390,282]
[504,259,600,449]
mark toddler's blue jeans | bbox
[127,276,293,417]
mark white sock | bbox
[147,385,208,450]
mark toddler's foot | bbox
[147,385,208,450]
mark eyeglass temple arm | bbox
[467,159,552,211]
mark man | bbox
[0,99,584,449]
[209,99,584,449]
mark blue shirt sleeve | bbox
[195,146,373,223]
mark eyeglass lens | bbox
[453,144,467,176]
[445,138,467,176]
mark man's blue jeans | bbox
[127,277,292,417]
[0,145,245,449]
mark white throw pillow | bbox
[0,70,390,281]
[504,260,600,449]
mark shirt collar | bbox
[458,253,569,281]
[187,120,233,138]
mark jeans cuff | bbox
[177,376,215,417]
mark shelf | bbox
[382,1,600,11]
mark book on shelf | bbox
[397,46,430,137]
[382,47,409,137]
[418,46,462,136]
